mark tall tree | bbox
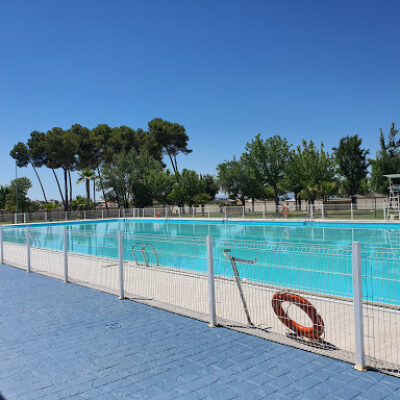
[333,135,369,203]
[77,169,97,209]
[217,156,264,207]
[370,123,400,194]
[5,177,33,212]
[244,134,290,211]
[148,118,192,173]
[43,128,66,208]
[0,185,10,210]
[10,141,48,203]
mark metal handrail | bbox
[141,243,159,267]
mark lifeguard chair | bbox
[384,174,400,219]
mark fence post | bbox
[118,208,121,218]
[351,203,354,220]
[224,207,227,220]
[383,202,386,220]
[102,209,104,219]
[179,207,181,218]
[65,211,67,221]
[26,227,31,273]
[0,225,3,265]
[118,230,124,299]
[14,213,17,225]
[352,242,366,371]
[321,203,324,220]
[165,206,168,218]
[207,235,217,327]
[154,208,156,218]
[242,206,245,218]
[263,204,266,219]
[23,213,26,224]
[84,210,86,220]
[64,227,68,283]
[310,204,313,219]
[192,207,195,219]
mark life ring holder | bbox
[272,292,325,339]
[281,206,289,216]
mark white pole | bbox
[102,209,104,219]
[14,213,17,225]
[351,203,354,220]
[166,206,168,218]
[154,208,156,218]
[65,211,67,221]
[23,213,26,224]
[179,207,181,218]
[118,230,124,299]
[26,227,31,273]
[207,235,217,327]
[64,227,68,283]
[0,225,3,265]
[118,208,121,219]
[242,206,245,218]
[352,242,366,371]
[84,210,86,220]
[193,207,195,219]
[383,202,386,220]
[310,204,313,219]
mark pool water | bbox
[3,219,400,304]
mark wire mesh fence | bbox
[0,199,391,225]
[1,224,400,377]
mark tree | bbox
[143,170,174,204]
[370,123,400,194]
[148,118,192,173]
[77,169,97,209]
[217,156,264,209]
[244,134,291,211]
[283,149,305,210]
[43,127,67,209]
[0,185,10,210]
[5,177,33,212]
[10,141,48,203]
[333,135,369,203]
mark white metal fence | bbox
[1,225,400,376]
[0,201,393,225]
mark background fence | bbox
[0,201,393,225]
[1,225,399,377]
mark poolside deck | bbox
[2,242,400,375]
[1,263,400,400]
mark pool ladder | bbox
[131,243,159,267]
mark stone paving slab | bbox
[0,264,399,400]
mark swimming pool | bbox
[3,219,400,304]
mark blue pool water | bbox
[3,219,400,304]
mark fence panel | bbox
[122,232,209,321]
[361,247,400,375]
[212,239,356,363]
[1,226,27,270]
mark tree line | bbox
[7,120,400,212]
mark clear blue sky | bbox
[1,0,399,200]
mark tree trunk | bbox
[52,169,65,208]
[31,163,47,203]
[97,167,109,212]
[68,170,73,206]
[93,179,96,206]
[275,188,279,214]
[86,179,90,209]
[63,169,69,211]
[167,153,177,174]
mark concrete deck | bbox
[1,264,400,400]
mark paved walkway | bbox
[0,265,399,400]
